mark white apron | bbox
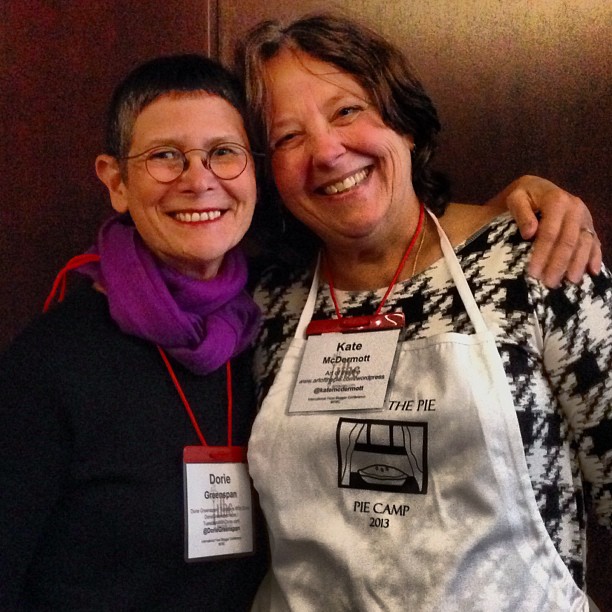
[248,214,588,611]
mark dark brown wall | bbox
[1,0,216,350]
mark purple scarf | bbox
[78,215,261,375]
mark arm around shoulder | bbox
[486,175,602,287]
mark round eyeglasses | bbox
[121,142,253,183]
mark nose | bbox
[180,151,217,189]
[308,126,346,168]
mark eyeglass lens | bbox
[145,144,248,182]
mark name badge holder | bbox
[290,205,425,414]
[183,445,254,562]
[290,313,405,413]
[157,348,255,562]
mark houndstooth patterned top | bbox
[252,212,612,589]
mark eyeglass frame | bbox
[119,141,261,183]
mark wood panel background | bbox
[1,0,610,606]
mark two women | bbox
[0,20,605,611]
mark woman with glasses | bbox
[0,54,268,610]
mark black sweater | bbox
[0,284,268,611]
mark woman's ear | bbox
[95,154,129,214]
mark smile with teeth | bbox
[173,210,223,223]
[322,168,370,195]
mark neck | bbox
[324,205,428,292]
[324,245,404,291]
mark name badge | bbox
[183,446,254,561]
[289,319,402,413]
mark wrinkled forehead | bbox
[124,89,244,147]
[132,91,246,140]
[261,48,369,119]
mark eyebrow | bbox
[135,135,249,150]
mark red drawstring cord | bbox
[43,253,101,312]
[226,359,233,446]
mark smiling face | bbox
[97,92,256,279]
[265,49,419,254]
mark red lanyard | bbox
[44,253,233,448]
[325,203,425,318]
[157,347,233,447]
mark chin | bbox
[334,220,383,240]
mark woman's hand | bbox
[488,175,602,287]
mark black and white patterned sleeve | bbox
[532,266,612,527]
[252,264,312,404]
